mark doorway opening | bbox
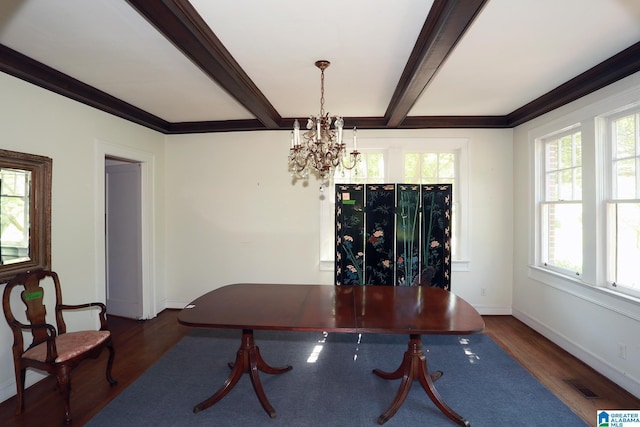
[105,156,143,319]
[95,139,156,320]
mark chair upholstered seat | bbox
[3,270,117,424]
[23,330,111,363]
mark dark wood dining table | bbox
[178,284,484,426]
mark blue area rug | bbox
[87,330,588,426]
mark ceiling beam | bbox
[507,41,640,127]
[167,119,266,134]
[126,0,281,129]
[401,115,509,128]
[0,44,170,133]
[2,1,637,134]
[384,0,488,128]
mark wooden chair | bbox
[2,270,117,424]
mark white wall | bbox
[5,62,637,406]
[513,71,640,397]
[163,128,514,311]
[0,73,166,402]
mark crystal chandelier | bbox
[288,60,360,183]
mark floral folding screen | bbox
[335,183,452,289]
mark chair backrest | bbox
[2,270,66,351]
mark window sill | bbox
[528,265,640,309]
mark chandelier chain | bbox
[319,67,325,117]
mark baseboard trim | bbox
[475,306,512,315]
[512,308,640,399]
[165,301,188,310]
[0,370,47,406]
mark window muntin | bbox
[539,130,583,275]
[404,153,455,185]
[335,152,385,184]
[531,95,640,301]
[338,150,459,260]
[606,109,640,294]
[403,152,459,259]
[544,132,582,201]
[320,138,469,270]
[611,112,640,199]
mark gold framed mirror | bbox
[0,149,51,282]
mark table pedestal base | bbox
[373,334,470,426]
[193,329,292,418]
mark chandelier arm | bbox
[341,151,360,170]
[288,148,309,171]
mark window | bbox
[335,151,385,184]
[532,98,640,300]
[404,152,456,185]
[606,108,640,294]
[403,152,459,260]
[320,138,469,271]
[538,129,583,275]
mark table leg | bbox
[193,329,292,418]
[373,334,469,426]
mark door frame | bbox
[94,139,157,319]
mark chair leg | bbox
[14,366,26,415]
[56,366,72,424]
[105,340,117,385]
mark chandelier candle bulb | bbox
[353,127,357,151]
[293,119,300,146]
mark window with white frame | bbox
[532,88,640,301]
[319,138,469,271]
[605,107,640,294]
[403,152,459,260]
[335,151,385,184]
[538,128,583,276]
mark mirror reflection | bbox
[0,168,31,265]
[0,148,51,282]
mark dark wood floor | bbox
[0,311,638,426]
